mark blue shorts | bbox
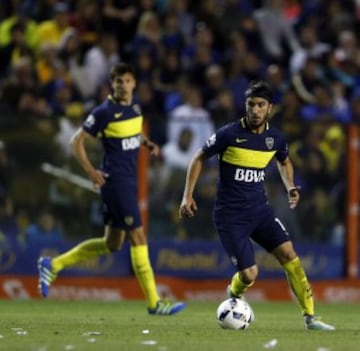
[101,179,142,230]
[214,205,290,271]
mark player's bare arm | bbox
[141,134,160,157]
[179,149,206,218]
[70,128,108,189]
[276,157,300,209]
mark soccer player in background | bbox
[38,62,186,316]
[179,80,335,330]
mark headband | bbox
[245,91,273,102]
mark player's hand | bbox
[179,197,198,218]
[147,141,160,157]
[89,169,108,189]
[288,186,301,209]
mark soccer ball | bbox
[216,298,254,330]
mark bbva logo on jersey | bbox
[122,136,141,150]
[234,168,265,182]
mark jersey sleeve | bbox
[82,107,106,137]
[275,133,289,162]
[202,125,228,159]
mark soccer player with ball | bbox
[179,80,335,331]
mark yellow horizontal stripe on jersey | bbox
[222,146,276,169]
[104,116,143,138]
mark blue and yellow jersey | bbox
[82,95,143,180]
[202,118,288,212]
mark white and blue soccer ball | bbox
[216,298,254,330]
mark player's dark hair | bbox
[109,62,136,81]
[245,80,273,102]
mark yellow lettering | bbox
[156,249,228,272]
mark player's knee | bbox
[272,241,297,264]
[105,237,123,252]
[275,249,297,265]
[128,227,147,246]
[104,227,126,252]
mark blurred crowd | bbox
[0,0,359,248]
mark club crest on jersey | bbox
[265,137,274,150]
[133,104,141,114]
[124,216,134,226]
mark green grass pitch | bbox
[0,300,358,351]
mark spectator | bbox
[300,187,339,243]
[166,0,195,44]
[265,64,288,105]
[272,89,304,143]
[134,50,155,83]
[182,22,221,84]
[127,11,162,63]
[0,22,33,75]
[253,0,300,65]
[0,196,19,247]
[0,2,39,51]
[291,58,327,104]
[36,42,60,87]
[217,0,254,47]
[289,125,330,192]
[167,85,214,156]
[48,79,77,118]
[163,75,191,113]
[162,127,194,175]
[25,208,65,246]
[153,49,183,94]
[83,33,120,97]
[300,84,351,124]
[194,0,223,50]
[55,102,85,159]
[37,2,73,48]
[290,23,331,74]
[319,124,346,178]
[202,64,227,108]
[161,11,185,53]
[136,81,165,145]
[57,29,94,100]
[1,56,40,114]
[68,0,101,55]
[101,0,138,49]
[208,88,237,129]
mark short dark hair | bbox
[245,80,273,102]
[109,62,136,81]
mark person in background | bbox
[25,208,64,246]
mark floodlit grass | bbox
[0,300,358,351]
